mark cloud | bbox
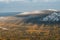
[44,0,57,2]
[0,0,59,3]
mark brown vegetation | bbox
[0,22,60,40]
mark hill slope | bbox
[0,9,60,40]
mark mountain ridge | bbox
[0,9,60,25]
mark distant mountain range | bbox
[0,9,60,24]
[0,12,21,16]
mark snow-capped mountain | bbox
[20,9,60,24]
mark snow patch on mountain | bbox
[42,12,60,21]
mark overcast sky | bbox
[0,0,60,12]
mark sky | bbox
[0,0,60,12]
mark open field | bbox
[0,22,60,40]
